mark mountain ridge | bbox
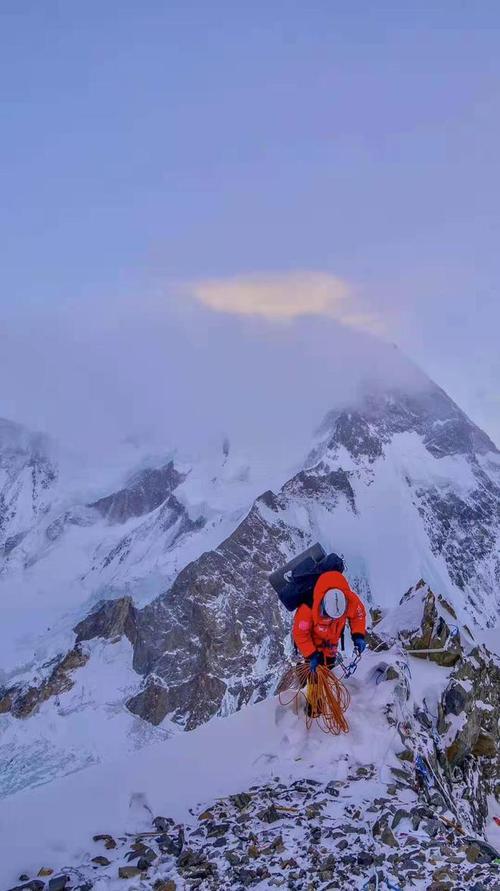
[1,373,498,748]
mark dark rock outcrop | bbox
[116,457,361,728]
[438,646,500,771]
[398,581,462,666]
[89,462,185,524]
[127,678,171,726]
[0,645,89,719]
[74,596,138,646]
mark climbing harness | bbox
[277,662,350,735]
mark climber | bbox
[292,570,367,671]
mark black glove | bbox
[352,634,366,655]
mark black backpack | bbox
[268,542,345,612]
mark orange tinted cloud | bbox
[190,271,385,334]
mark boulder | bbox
[118,866,142,879]
[47,877,70,891]
[438,646,499,768]
[398,581,462,666]
[8,883,45,891]
[126,678,171,726]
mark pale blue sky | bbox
[1,2,499,447]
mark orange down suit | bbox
[292,571,366,659]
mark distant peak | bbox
[0,416,54,459]
[314,377,497,463]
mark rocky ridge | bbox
[73,385,499,730]
[2,381,500,735]
[9,775,499,891]
[5,585,499,890]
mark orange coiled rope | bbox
[277,662,350,735]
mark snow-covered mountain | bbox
[0,429,295,674]
[1,366,500,889]
[0,418,58,557]
[0,370,499,800]
[70,378,500,731]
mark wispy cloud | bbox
[189,271,385,334]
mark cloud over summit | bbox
[190,271,385,334]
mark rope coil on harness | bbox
[277,662,351,735]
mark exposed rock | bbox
[0,688,14,713]
[391,808,410,829]
[8,883,45,891]
[231,792,252,810]
[206,821,230,837]
[396,749,413,763]
[384,666,400,681]
[136,857,153,871]
[118,866,142,878]
[92,834,116,849]
[153,816,175,832]
[438,646,500,770]
[443,682,468,716]
[127,678,171,726]
[465,844,484,864]
[74,597,137,646]
[464,838,499,863]
[258,804,282,823]
[472,732,496,758]
[5,645,89,719]
[89,462,185,524]
[47,877,70,891]
[380,827,398,848]
[398,582,462,666]
[422,819,441,838]
[437,595,458,620]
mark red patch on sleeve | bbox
[298,620,311,631]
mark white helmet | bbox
[321,588,347,619]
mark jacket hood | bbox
[312,571,352,624]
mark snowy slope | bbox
[0,372,499,812]
[0,418,58,553]
[0,434,300,674]
[0,647,455,883]
[2,635,498,890]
